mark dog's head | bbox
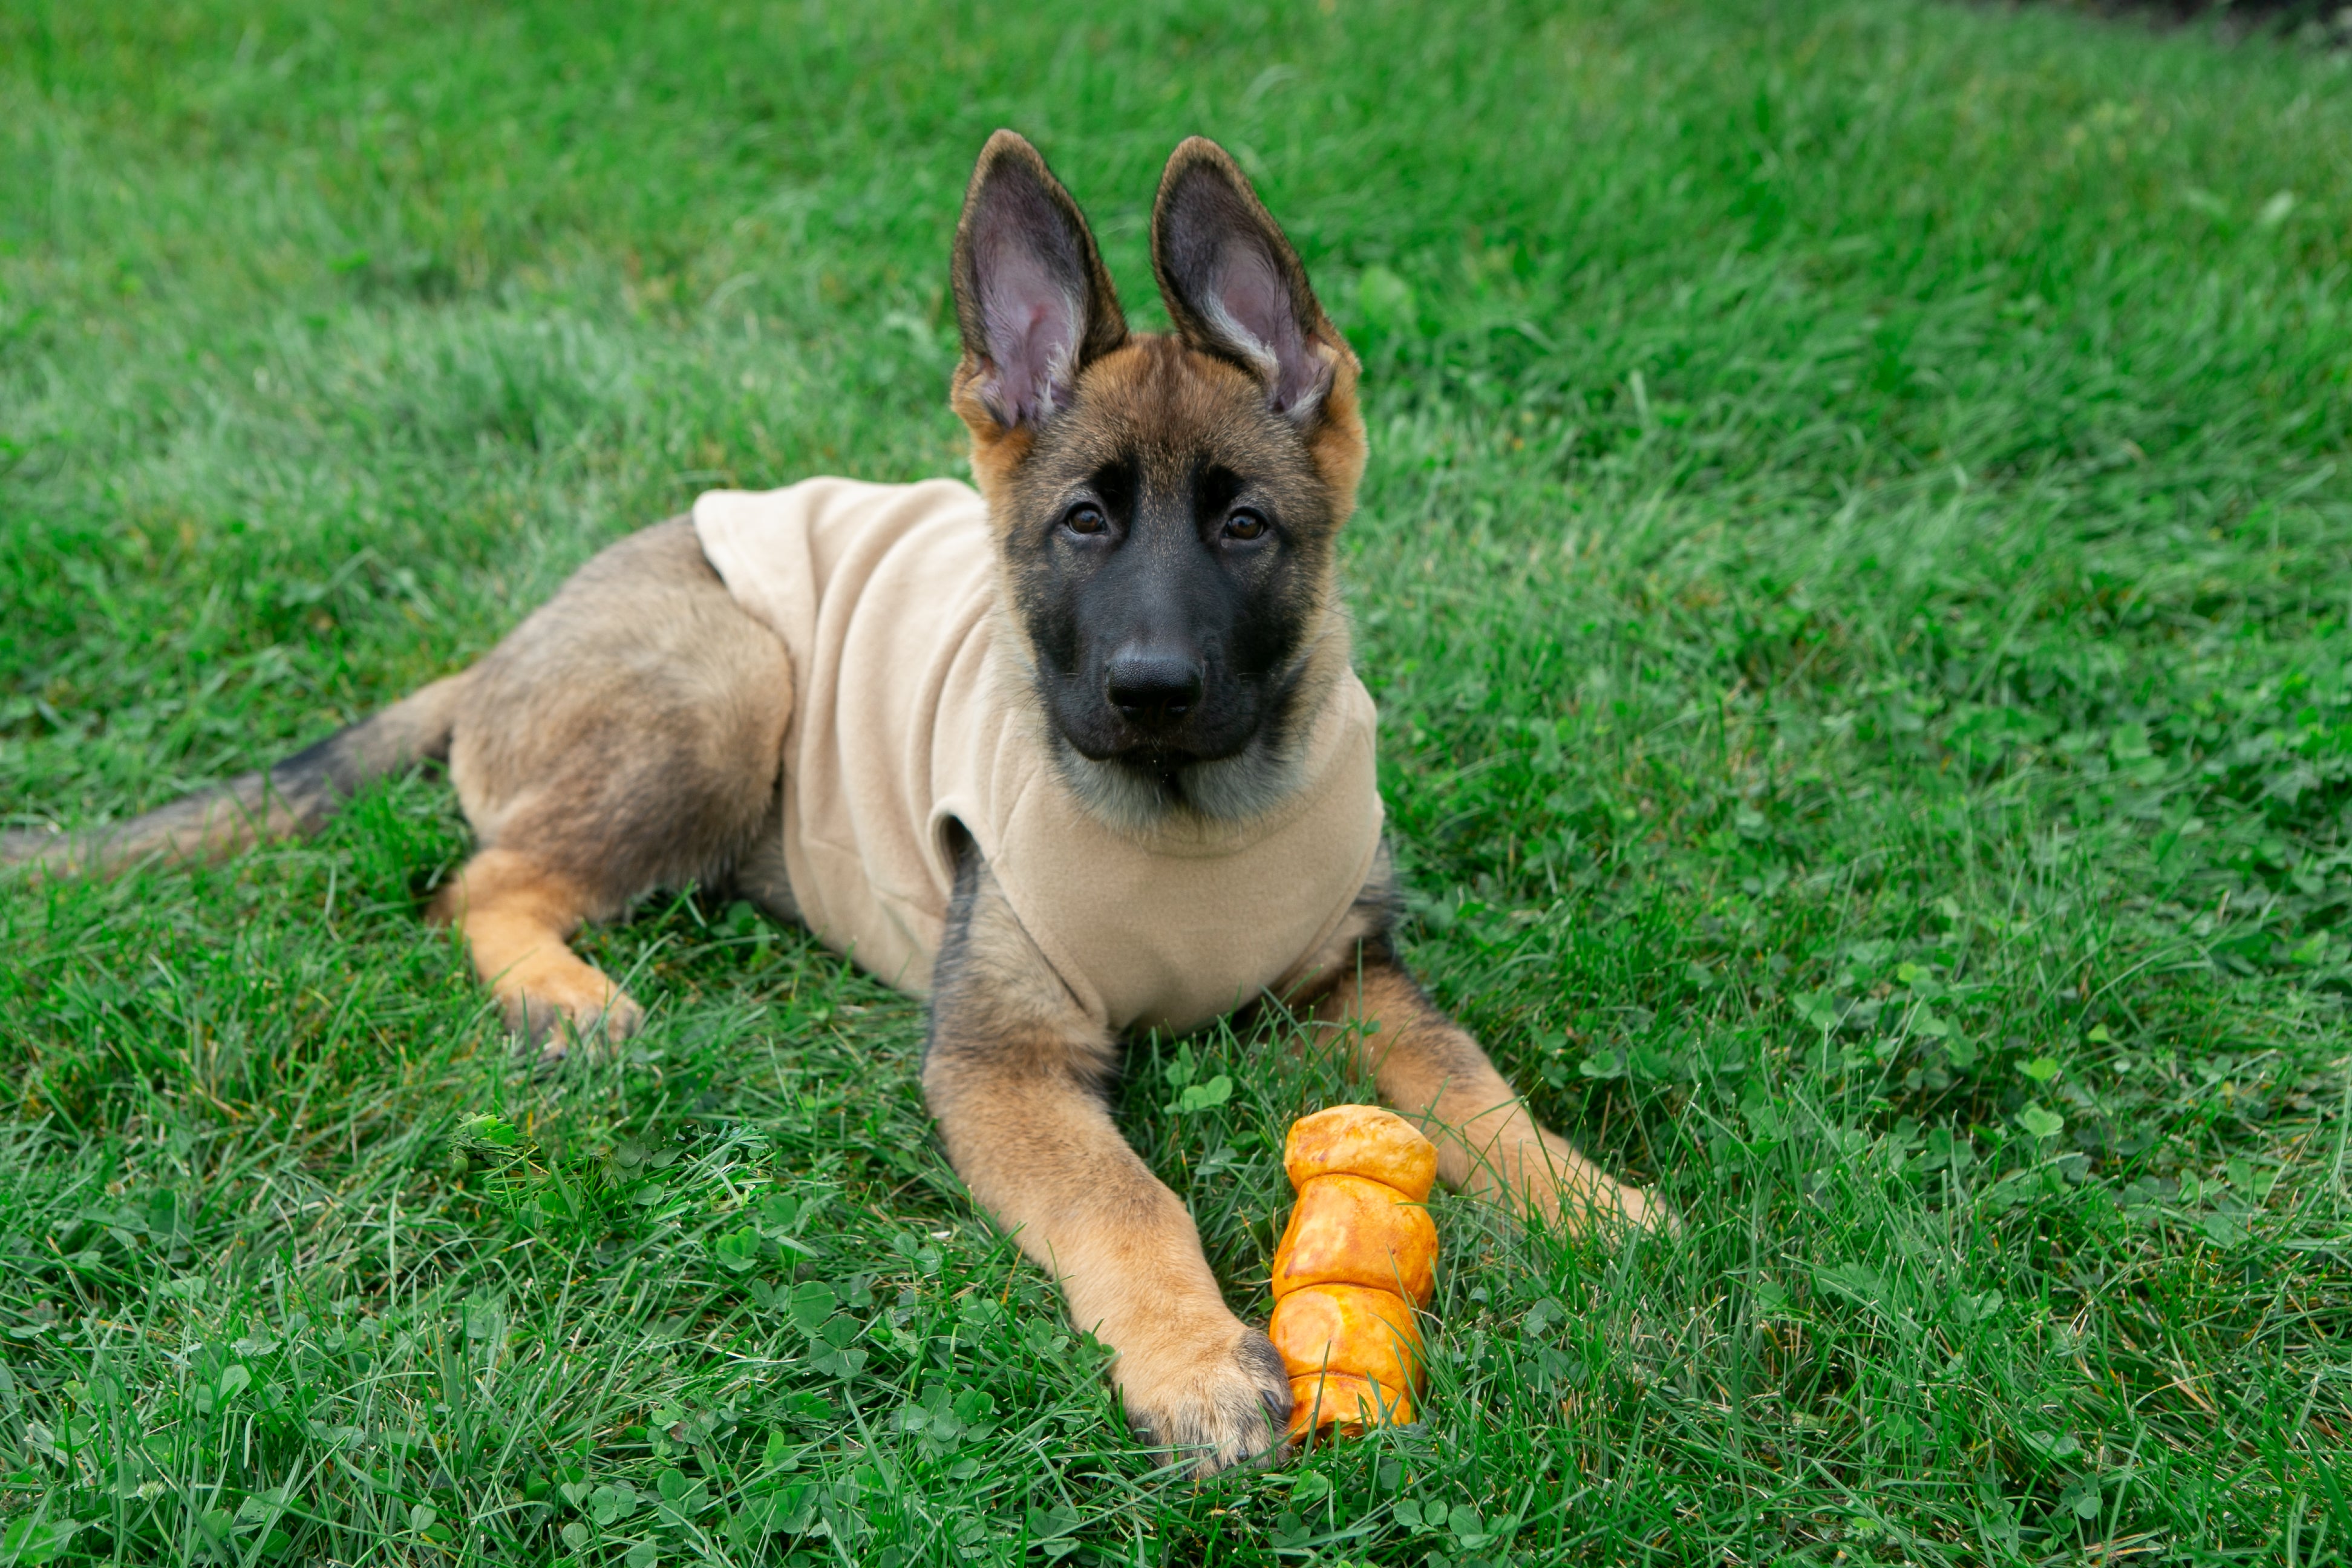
[948,132,1367,828]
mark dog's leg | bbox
[433,517,794,1054]
[1301,918,1668,1235]
[923,846,1290,1476]
[428,848,644,1043]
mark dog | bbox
[7,132,1665,1474]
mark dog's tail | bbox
[2,673,472,878]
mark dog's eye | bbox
[1223,509,1269,542]
[1063,504,1108,537]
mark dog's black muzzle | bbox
[1047,653,1266,772]
[1034,513,1289,776]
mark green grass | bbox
[3,0,2350,1562]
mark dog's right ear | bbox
[950,131,1126,445]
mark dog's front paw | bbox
[1115,1316,1292,1478]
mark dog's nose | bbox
[1105,649,1204,728]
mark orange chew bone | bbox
[1268,1105,1439,1442]
[1283,1371,1413,1437]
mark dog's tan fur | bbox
[5,131,1662,1477]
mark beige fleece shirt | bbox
[691,477,1384,1035]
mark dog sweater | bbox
[692,477,1385,1035]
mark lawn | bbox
[3,0,2350,1563]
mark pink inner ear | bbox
[978,230,1082,426]
[1215,248,1289,354]
[1214,244,1322,415]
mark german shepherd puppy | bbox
[7,133,1664,1474]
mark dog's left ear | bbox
[1151,138,1354,426]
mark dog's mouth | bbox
[1067,724,1215,777]
[1059,698,1258,773]
[1102,741,1200,789]
[1051,719,1305,829]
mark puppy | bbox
[7,132,1664,1474]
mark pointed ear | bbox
[950,130,1126,433]
[1151,137,1352,424]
